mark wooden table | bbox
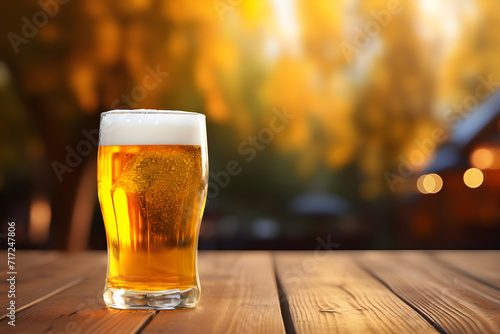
[1,251,499,333]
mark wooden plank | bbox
[0,250,62,271]
[274,251,438,334]
[142,251,286,334]
[0,268,155,333]
[432,251,500,289]
[0,251,106,319]
[358,251,500,334]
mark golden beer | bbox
[98,110,207,310]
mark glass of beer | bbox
[97,110,208,310]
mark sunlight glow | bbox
[269,0,301,56]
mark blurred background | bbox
[1,0,499,251]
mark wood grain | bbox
[142,251,286,334]
[2,250,499,334]
[358,251,500,334]
[0,250,61,271]
[432,250,500,289]
[0,269,155,333]
[0,251,106,319]
[274,251,438,334]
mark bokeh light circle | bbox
[417,173,443,194]
[463,168,483,188]
[471,148,494,169]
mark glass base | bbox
[103,286,200,310]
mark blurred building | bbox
[399,92,500,248]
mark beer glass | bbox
[97,110,208,310]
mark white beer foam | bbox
[99,109,206,146]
